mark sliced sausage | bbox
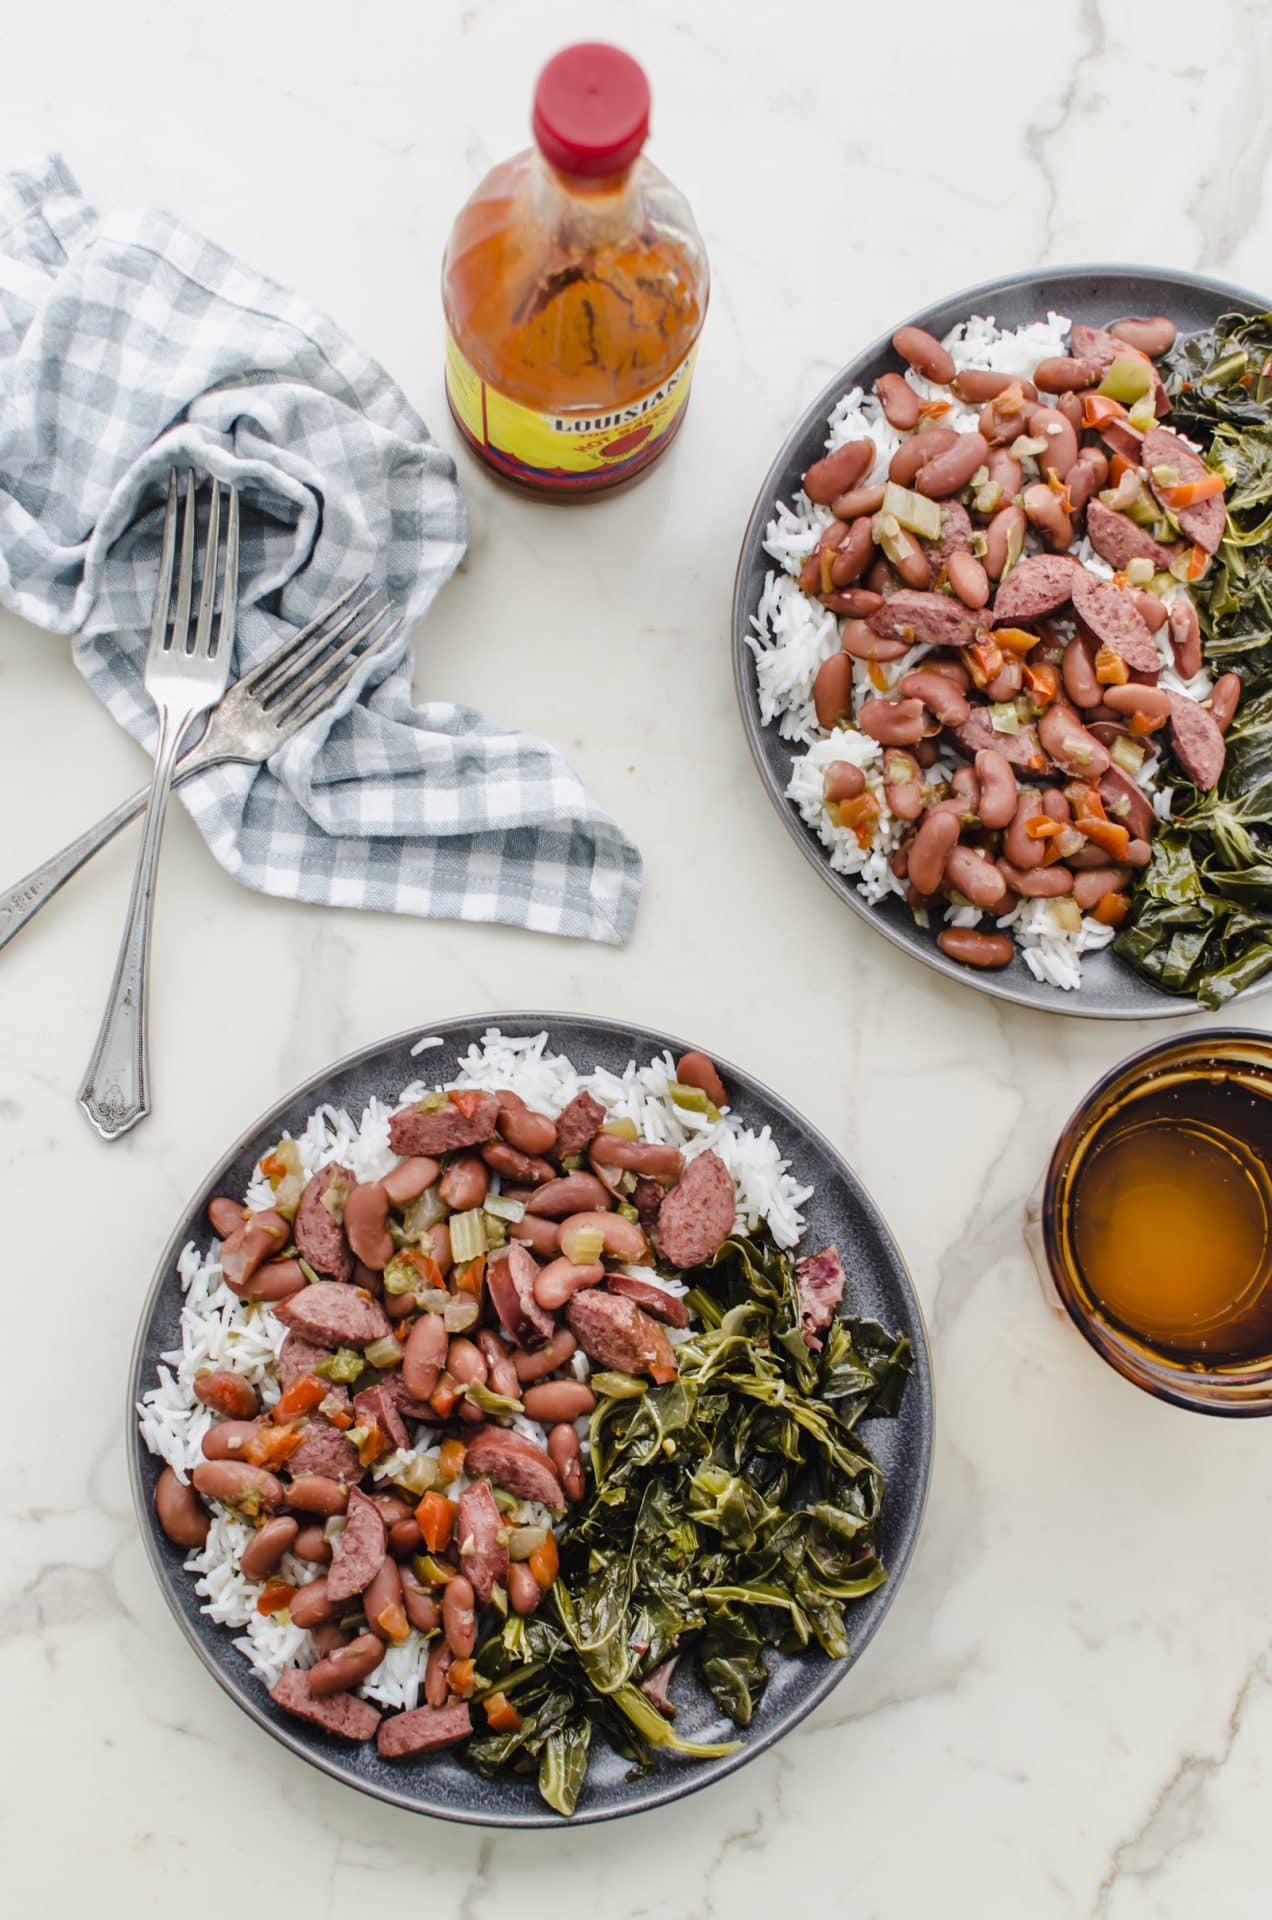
[1070,570,1161,676]
[457,1479,509,1606]
[1168,693,1226,790]
[274,1281,393,1351]
[990,553,1081,624]
[1099,765,1156,842]
[554,1090,608,1160]
[287,1417,363,1487]
[387,1092,500,1158]
[866,590,982,649]
[270,1667,381,1741]
[377,1701,473,1760]
[486,1243,556,1349]
[464,1428,565,1509]
[1085,498,1177,574]
[353,1384,408,1454]
[604,1272,691,1329]
[294,1165,355,1282]
[654,1150,735,1270]
[325,1489,387,1605]
[278,1332,332,1387]
[1142,426,1226,554]
[953,706,1050,773]
[566,1290,678,1382]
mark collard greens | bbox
[1117,310,1272,1004]
[465,1234,911,1814]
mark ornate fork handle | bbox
[77,709,186,1140]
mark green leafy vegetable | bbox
[466,1234,910,1815]
[1117,312,1272,1003]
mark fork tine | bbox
[192,480,221,658]
[168,470,199,655]
[235,578,376,698]
[269,606,399,724]
[147,472,180,655]
[287,620,404,731]
[217,486,240,664]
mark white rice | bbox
[138,1029,814,1708]
[745,308,1213,994]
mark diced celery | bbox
[401,1186,448,1240]
[483,1192,526,1223]
[990,703,1022,735]
[415,1089,451,1113]
[1128,397,1158,433]
[383,1252,421,1295]
[314,1347,364,1383]
[390,1453,439,1496]
[880,481,941,541]
[1009,435,1047,459]
[1110,734,1146,776]
[601,1117,638,1141]
[1051,898,1083,934]
[443,1294,480,1333]
[448,1209,488,1263]
[1098,357,1152,404]
[1125,556,1154,585]
[506,1526,549,1560]
[364,1336,403,1370]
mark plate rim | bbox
[732,260,1272,1020]
[127,1008,935,1827]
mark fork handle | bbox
[0,732,218,955]
[77,710,185,1140]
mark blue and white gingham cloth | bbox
[0,155,642,944]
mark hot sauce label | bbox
[444,326,697,489]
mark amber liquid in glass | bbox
[1071,1069,1272,1362]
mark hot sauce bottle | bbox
[441,42,709,496]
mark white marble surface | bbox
[4,0,1272,1910]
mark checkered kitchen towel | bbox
[0,155,641,944]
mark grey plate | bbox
[128,1011,933,1827]
[733,264,1271,1019]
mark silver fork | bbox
[0,569,398,958]
[77,470,241,1139]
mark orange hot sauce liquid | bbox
[1071,1072,1272,1362]
[444,163,704,416]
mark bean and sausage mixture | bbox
[751,309,1241,992]
[141,1035,910,1814]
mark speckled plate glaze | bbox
[733,265,1272,1018]
[128,1012,933,1827]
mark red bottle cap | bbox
[532,42,650,179]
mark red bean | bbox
[984,654,1023,700]
[947,550,990,609]
[508,1561,543,1616]
[389,1519,423,1558]
[858,697,926,746]
[813,652,854,730]
[1103,683,1172,722]
[945,845,1007,909]
[534,1256,605,1310]
[915,432,989,500]
[1211,672,1241,731]
[1109,316,1177,358]
[883,750,925,821]
[823,760,866,804]
[477,1328,521,1401]
[241,1516,299,1582]
[208,1196,246,1238]
[1072,866,1133,910]
[985,504,1026,580]
[973,748,1018,830]
[364,1558,406,1641]
[875,371,921,429]
[246,1259,308,1303]
[937,928,1015,968]
[1022,480,1072,551]
[1131,590,1168,634]
[285,1475,349,1516]
[344,1181,394,1272]
[997,858,1074,897]
[382,1157,439,1207]
[1038,704,1112,778]
[154,1467,210,1549]
[290,1578,336,1629]
[403,1311,448,1402]
[442,1576,477,1657]
[1169,598,1203,678]
[400,1564,440,1635]
[832,484,887,522]
[193,1370,259,1420]
[979,388,1033,445]
[447,1337,488,1386]
[909,808,960,894]
[1033,355,1101,392]
[425,1639,453,1708]
[192,1461,284,1514]
[892,325,955,384]
[548,1423,586,1503]
[1062,637,1102,710]
[1066,447,1108,514]
[513,1328,578,1384]
[496,1092,558,1157]
[952,369,1037,404]
[829,515,877,587]
[889,427,959,487]
[439,1153,489,1211]
[293,1525,332,1565]
[1004,792,1050,870]
[308,1631,384,1697]
[899,669,969,728]
[522,1380,597,1422]
[804,438,875,505]
[1026,405,1079,482]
